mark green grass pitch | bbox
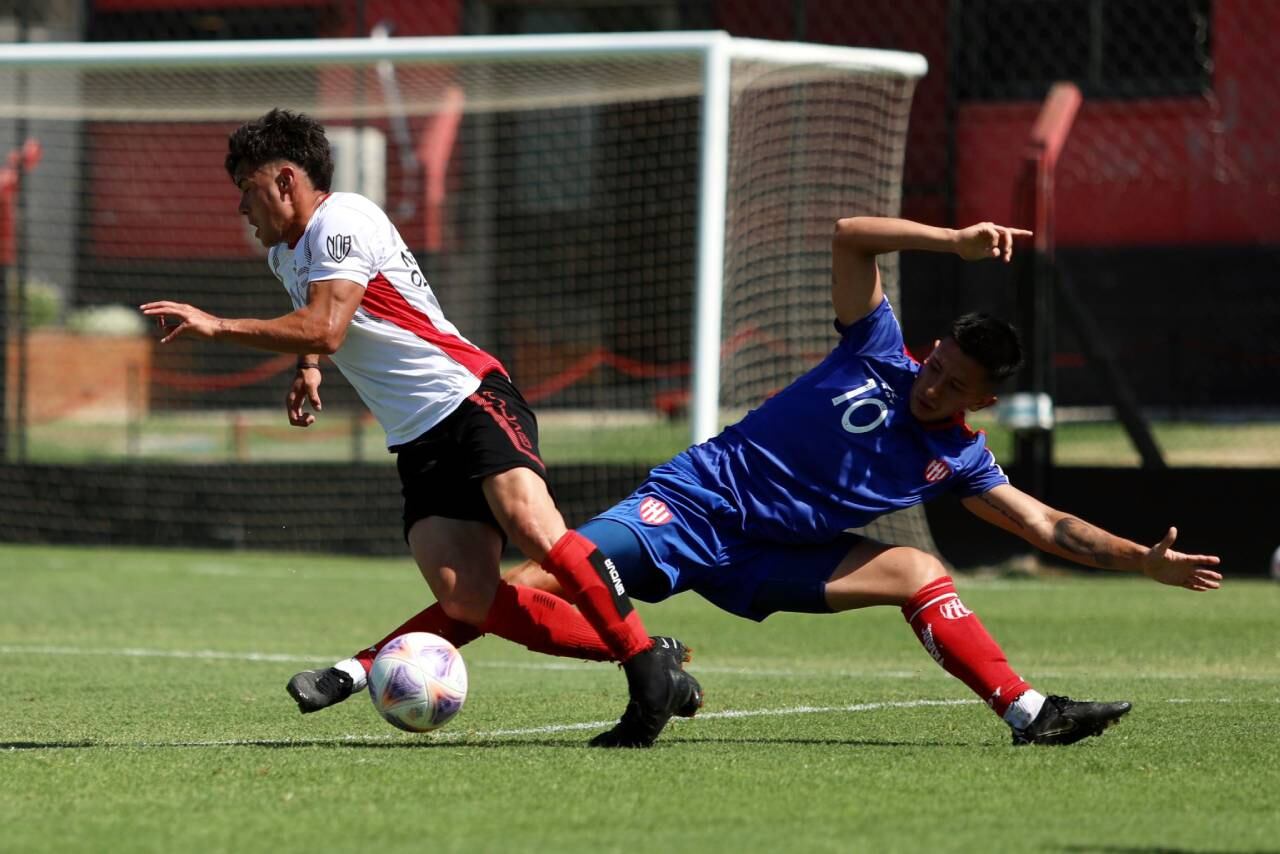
[3,544,1278,853]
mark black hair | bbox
[950,312,1023,383]
[225,108,334,192]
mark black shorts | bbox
[394,371,548,539]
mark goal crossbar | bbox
[0,31,927,446]
[0,32,928,77]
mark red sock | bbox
[478,581,613,661]
[354,603,483,675]
[541,530,652,661]
[901,576,1030,716]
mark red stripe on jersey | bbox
[468,391,545,469]
[360,272,505,379]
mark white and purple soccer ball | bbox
[368,632,468,733]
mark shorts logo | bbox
[480,391,534,452]
[939,597,973,620]
[326,234,352,263]
[924,458,952,483]
[638,497,672,526]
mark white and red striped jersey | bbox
[268,192,504,447]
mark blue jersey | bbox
[641,298,1007,544]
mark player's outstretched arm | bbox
[962,484,1223,591]
[830,218,1032,327]
[950,221,1034,263]
[140,278,364,353]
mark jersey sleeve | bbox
[951,446,1010,498]
[302,207,378,286]
[833,297,906,360]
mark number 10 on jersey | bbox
[831,379,888,434]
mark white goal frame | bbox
[0,31,927,444]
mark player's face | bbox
[909,337,996,422]
[235,163,291,248]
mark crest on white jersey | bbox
[326,234,352,263]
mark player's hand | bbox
[1140,527,1223,591]
[139,300,224,344]
[286,368,322,428]
[954,222,1033,263]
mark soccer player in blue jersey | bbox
[305,215,1223,745]
[517,216,1222,745]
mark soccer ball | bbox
[368,632,468,733]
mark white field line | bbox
[2,643,1278,683]
[1164,697,1280,704]
[184,565,407,582]
[396,698,974,743]
[0,643,918,679]
[5,696,1276,752]
[0,699,976,751]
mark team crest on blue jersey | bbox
[326,234,352,262]
[923,458,952,483]
[637,497,672,525]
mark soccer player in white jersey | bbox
[140,108,700,748]
[304,216,1224,746]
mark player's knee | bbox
[484,468,566,560]
[421,565,500,625]
[435,588,494,626]
[901,549,947,593]
[503,518,563,564]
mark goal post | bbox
[690,34,927,443]
[0,32,934,553]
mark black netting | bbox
[3,0,1276,562]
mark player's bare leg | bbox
[824,541,1130,745]
[287,550,694,717]
[289,513,619,714]
[503,559,564,594]
[499,559,699,713]
[484,468,701,747]
[823,540,947,610]
[286,517,507,714]
[413,515,627,663]
[292,472,701,740]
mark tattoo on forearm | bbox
[1053,517,1115,568]
[978,493,1026,530]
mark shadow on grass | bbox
[1056,848,1280,854]
[2,735,975,751]
[315,736,972,749]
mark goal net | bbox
[0,33,937,555]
